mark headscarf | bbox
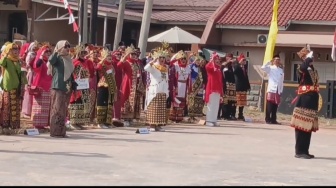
[26,42,38,67]
[33,45,50,69]
[19,43,30,60]
[3,43,20,62]
[47,40,74,81]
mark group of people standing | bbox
[0,40,321,159]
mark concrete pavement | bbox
[1,121,336,186]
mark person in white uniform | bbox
[261,54,284,124]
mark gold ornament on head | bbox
[74,44,86,55]
[175,50,187,60]
[100,47,110,59]
[125,44,136,55]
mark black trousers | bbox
[265,101,278,123]
[295,128,312,155]
[218,103,225,118]
[223,101,236,118]
[237,106,244,118]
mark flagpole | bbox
[258,0,280,111]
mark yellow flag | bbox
[263,0,280,65]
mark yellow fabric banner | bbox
[263,0,280,65]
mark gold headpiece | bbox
[297,46,310,59]
[74,44,86,55]
[175,50,187,60]
[41,42,52,49]
[125,44,136,55]
[100,47,110,59]
[152,41,171,59]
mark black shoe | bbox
[265,121,272,124]
[307,153,315,158]
[295,154,312,159]
[271,121,281,125]
[228,117,237,121]
[238,116,245,121]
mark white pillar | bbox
[82,0,88,43]
[137,0,153,59]
[113,0,126,51]
[103,16,108,46]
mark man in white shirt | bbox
[261,55,284,125]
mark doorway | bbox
[8,12,27,41]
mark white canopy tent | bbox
[147,26,201,44]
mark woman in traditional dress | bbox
[169,50,191,123]
[96,48,117,128]
[48,40,74,138]
[118,45,145,127]
[0,43,27,133]
[68,44,92,129]
[111,50,124,127]
[187,54,205,122]
[21,41,39,118]
[144,49,169,132]
[205,52,224,127]
[30,45,52,129]
[86,44,100,123]
[290,46,319,159]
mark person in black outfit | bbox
[223,53,237,120]
[290,46,319,159]
[233,53,250,121]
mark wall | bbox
[0,10,27,44]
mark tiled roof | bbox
[216,0,336,27]
[37,0,216,23]
[151,10,214,22]
[130,0,225,8]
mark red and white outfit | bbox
[205,52,224,126]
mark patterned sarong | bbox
[31,90,51,128]
[0,90,21,129]
[146,93,167,125]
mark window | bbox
[246,51,250,58]
[293,64,298,81]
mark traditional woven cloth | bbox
[291,107,318,132]
[226,82,236,101]
[31,90,51,128]
[266,92,281,105]
[236,91,247,107]
[0,90,21,129]
[121,63,144,120]
[96,87,113,125]
[146,93,167,125]
[169,97,186,121]
[50,89,71,137]
[169,107,184,121]
[69,89,91,125]
[188,95,204,117]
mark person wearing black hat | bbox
[233,53,250,121]
[222,53,236,120]
[261,54,284,125]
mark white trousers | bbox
[206,92,220,123]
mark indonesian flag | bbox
[332,28,336,61]
[68,13,75,24]
[73,22,79,32]
[62,0,69,9]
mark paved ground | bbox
[1,120,336,186]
